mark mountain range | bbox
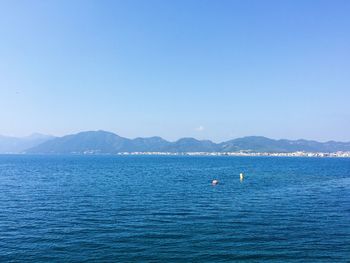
[1,130,346,154]
[0,133,55,154]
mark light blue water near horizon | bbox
[0,155,349,262]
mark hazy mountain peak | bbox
[175,137,200,143]
[0,133,54,153]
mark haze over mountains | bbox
[0,130,348,154]
[0,133,55,154]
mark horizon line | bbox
[1,129,349,144]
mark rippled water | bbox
[0,155,349,262]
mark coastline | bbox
[1,151,350,157]
[115,151,350,158]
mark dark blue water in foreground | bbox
[0,155,349,262]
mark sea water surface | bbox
[0,155,349,262]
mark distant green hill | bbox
[220,136,350,152]
[25,131,129,154]
[24,130,350,154]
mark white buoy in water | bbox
[240,173,244,181]
[212,179,219,185]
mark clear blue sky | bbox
[0,0,349,142]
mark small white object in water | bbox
[212,179,219,185]
[240,173,244,181]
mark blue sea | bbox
[0,155,349,262]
